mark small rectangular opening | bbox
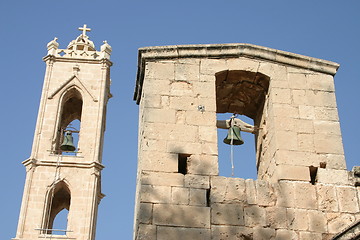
[320,162,327,168]
[309,166,318,185]
[206,189,211,207]
[178,154,190,175]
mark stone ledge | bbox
[332,219,360,240]
[22,158,105,170]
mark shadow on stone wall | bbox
[134,147,350,240]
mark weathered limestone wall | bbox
[133,44,356,240]
[31,58,111,161]
[210,176,360,239]
[136,171,360,239]
[14,163,101,239]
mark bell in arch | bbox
[60,131,76,152]
[223,125,244,145]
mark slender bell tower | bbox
[13,25,112,240]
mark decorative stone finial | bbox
[100,40,112,59]
[47,37,59,55]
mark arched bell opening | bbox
[54,88,83,155]
[215,70,270,178]
[42,181,71,235]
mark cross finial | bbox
[78,24,91,37]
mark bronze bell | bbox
[223,126,244,145]
[60,131,76,152]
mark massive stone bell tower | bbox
[13,25,112,240]
[133,44,360,239]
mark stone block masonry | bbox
[133,43,358,239]
[136,173,360,239]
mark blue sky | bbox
[1,1,359,239]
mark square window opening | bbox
[178,154,190,175]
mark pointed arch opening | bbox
[42,181,71,235]
[54,87,83,155]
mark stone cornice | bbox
[22,158,105,170]
[22,158,37,168]
[134,43,340,104]
[43,55,113,66]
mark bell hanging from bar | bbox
[223,126,244,145]
[60,131,76,152]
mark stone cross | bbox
[78,24,91,37]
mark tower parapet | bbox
[46,24,111,60]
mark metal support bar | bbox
[35,228,73,232]
[35,228,73,233]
